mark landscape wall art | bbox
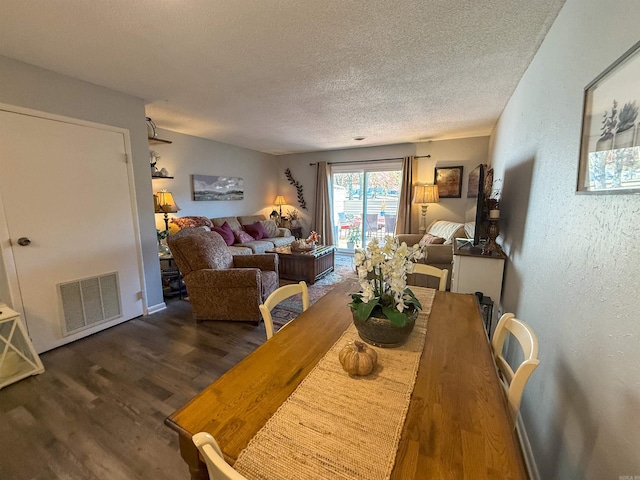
[192,174,244,201]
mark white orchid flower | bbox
[351,235,424,317]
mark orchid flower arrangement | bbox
[349,236,425,327]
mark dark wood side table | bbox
[266,245,335,285]
[159,254,187,299]
[289,226,303,239]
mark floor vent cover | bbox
[58,272,122,336]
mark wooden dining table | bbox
[165,278,528,480]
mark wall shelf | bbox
[148,137,172,145]
[152,176,174,179]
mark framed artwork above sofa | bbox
[192,174,244,200]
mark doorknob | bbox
[17,237,31,246]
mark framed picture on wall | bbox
[578,40,640,193]
[192,174,244,201]
[434,166,463,198]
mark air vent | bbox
[58,272,122,336]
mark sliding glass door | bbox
[331,161,402,252]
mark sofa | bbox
[169,214,295,255]
[396,220,467,290]
[211,215,294,254]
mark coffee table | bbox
[266,245,335,285]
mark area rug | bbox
[271,254,357,330]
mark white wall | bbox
[150,129,278,229]
[488,1,640,478]
[278,137,489,236]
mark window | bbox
[331,161,402,252]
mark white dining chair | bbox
[491,313,540,421]
[411,263,448,291]
[259,281,309,339]
[192,432,248,480]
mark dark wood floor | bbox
[0,298,268,480]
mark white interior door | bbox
[0,110,144,353]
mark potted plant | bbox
[348,237,425,347]
[287,208,300,227]
[346,227,360,250]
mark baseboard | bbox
[146,301,167,315]
[516,413,540,480]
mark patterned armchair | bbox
[167,228,279,322]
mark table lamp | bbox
[274,195,286,217]
[154,189,180,231]
[412,184,439,233]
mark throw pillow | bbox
[261,219,280,238]
[234,230,255,244]
[213,222,235,246]
[418,233,445,247]
[243,221,267,240]
[211,216,242,232]
[170,216,213,230]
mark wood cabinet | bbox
[451,239,506,332]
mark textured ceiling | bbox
[0,1,564,155]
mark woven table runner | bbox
[234,287,436,480]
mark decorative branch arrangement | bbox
[284,168,307,210]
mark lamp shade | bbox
[155,190,179,213]
[274,195,286,206]
[412,184,440,204]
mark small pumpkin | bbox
[339,340,377,376]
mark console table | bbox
[451,239,506,333]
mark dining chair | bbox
[259,281,309,339]
[411,263,448,291]
[192,432,248,480]
[384,214,397,235]
[491,313,540,421]
[365,213,381,239]
[337,212,353,238]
